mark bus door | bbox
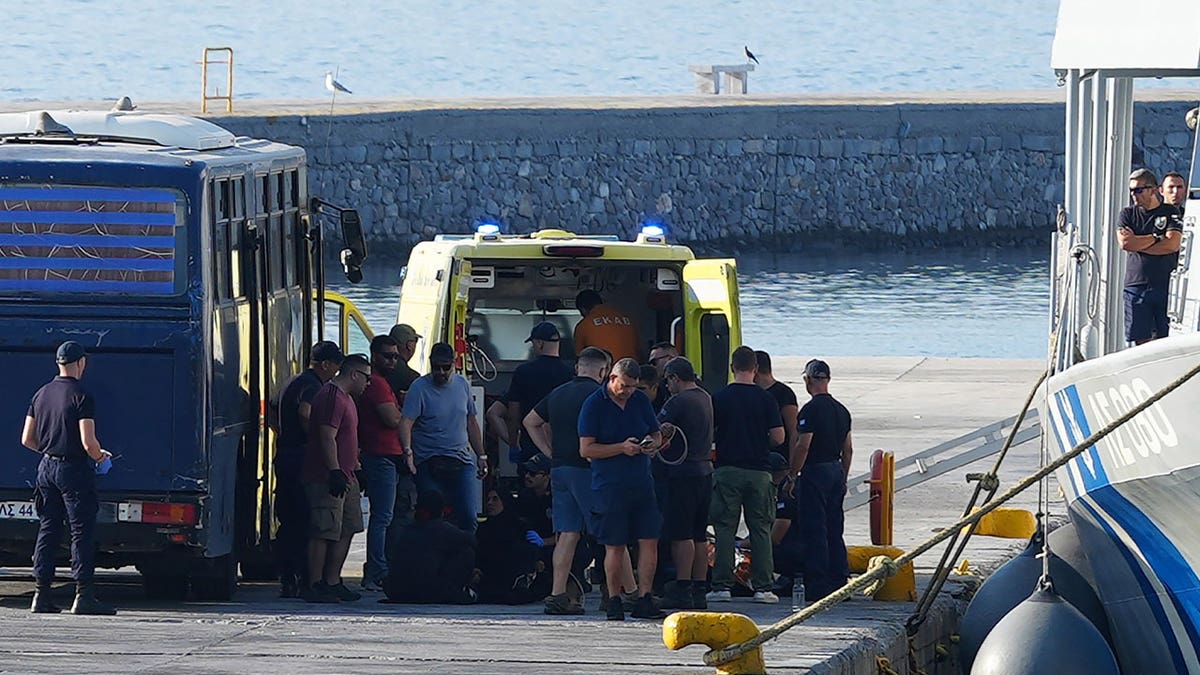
[682,259,742,392]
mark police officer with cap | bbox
[20,341,116,615]
[792,358,852,602]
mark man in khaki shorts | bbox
[301,354,371,603]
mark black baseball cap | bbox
[804,359,831,379]
[430,342,456,365]
[311,341,345,364]
[521,453,552,474]
[56,341,86,365]
[525,321,560,343]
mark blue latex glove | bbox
[525,530,544,547]
[95,457,112,475]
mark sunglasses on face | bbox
[1130,185,1158,195]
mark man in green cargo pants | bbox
[706,346,785,604]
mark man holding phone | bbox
[578,357,663,621]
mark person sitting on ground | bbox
[768,452,804,598]
[475,487,552,604]
[384,490,477,604]
[573,289,640,362]
[514,453,555,551]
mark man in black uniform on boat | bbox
[1118,168,1182,345]
[793,358,852,602]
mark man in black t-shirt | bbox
[503,321,573,465]
[20,341,115,615]
[708,346,785,604]
[1118,168,1183,344]
[794,359,852,601]
[524,346,610,614]
[754,350,800,464]
[274,341,343,597]
[655,357,714,610]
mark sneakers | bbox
[620,590,639,611]
[70,585,116,615]
[605,596,625,621]
[544,592,585,616]
[302,582,340,604]
[691,585,708,610]
[330,582,362,602]
[705,589,732,603]
[630,594,667,620]
[753,590,780,604]
[360,577,384,593]
[279,578,301,599]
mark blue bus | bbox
[0,107,363,600]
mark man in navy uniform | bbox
[793,359,853,602]
[20,341,116,615]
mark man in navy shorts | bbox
[578,357,664,621]
[525,346,610,615]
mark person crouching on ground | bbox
[578,357,665,621]
[384,490,478,604]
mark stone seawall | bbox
[148,96,1200,254]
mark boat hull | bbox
[1043,334,1200,674]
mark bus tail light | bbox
[118,502,198,525]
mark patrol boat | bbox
[1042,2,1200,672]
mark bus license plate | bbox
[0,501,38,520]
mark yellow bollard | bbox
[662,612,766,675]
[846,545,917,601]
[970,507,1037,538]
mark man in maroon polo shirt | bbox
[301,354,371,603]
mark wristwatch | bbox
[1154,232,1164,243]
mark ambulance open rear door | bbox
[682,259,742,392]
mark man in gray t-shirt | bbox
[399,342,485,533]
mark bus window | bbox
[0,185,186,296]
[282,170,299,287]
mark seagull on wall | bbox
[744,46,759,65]
[325,71,352,94]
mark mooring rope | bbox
[704,356,1200,668]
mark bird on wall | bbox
[325,71,352,94]
[744,46,759,65]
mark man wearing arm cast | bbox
[793,358,853,602]
[21,341,116,615]
[1118,168,1183,345]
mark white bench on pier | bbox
[688,64,755,94]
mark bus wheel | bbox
[191,554,238,602]
[142,572,189,601]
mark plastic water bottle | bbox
[792,576,805,611]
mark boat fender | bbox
[970,586,1117,675]
[957,524,1112,673]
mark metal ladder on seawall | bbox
[844,410,1042,511]
[200,47,234,113]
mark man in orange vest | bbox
[573,290,640,362]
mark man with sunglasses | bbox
[301,354,372,603]
[358,335,417,591]
[400,342,486,534]
[1118,168,1183,344]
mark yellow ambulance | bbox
[394,224,741,394]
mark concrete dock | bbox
[0,356,1050,674]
